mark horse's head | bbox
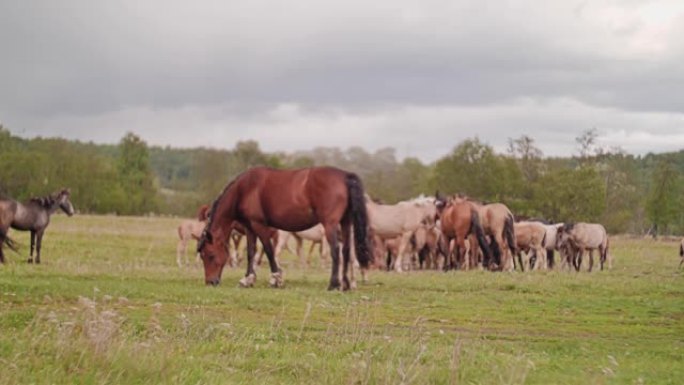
[57,188,75,216]
[197,229,229,286]
[555,223,573,249]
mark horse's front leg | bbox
[239,231,258,288]
[254,226,283,288]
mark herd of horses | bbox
[0,166,681,291]
[179,166,619,290]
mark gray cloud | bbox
[1,0,683,161]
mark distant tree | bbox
[507,135,543,183]
[533,167,606,223]
[117,132,158,214]
[431,138,523,203]
[646,159,682,235]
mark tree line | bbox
[0,125,682,235]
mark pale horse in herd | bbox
[365,195,438,273]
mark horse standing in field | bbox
[557,223,610,272]
[176,205,210,267]
[679,238,683,269]
[443,195,515,271]
[436,197,491,271]
[197,166,370,291]
[0,189,75,264]
[275,224,330,268]
[365,195,438,273]
[513,221,547,271]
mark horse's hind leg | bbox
[27,231,36,264]
[340,221,354,291]
[324,223,341,290]
[588,250,594,272]
[35,230,44,264]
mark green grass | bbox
[1,215,683,384]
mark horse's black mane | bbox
[29,194,57,208]
[200,178,238,246]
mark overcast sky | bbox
[1,0,683,162]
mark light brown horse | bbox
[197,166,370,291]
[365,195,438,273]
[0,189,75,264]
[556,223,609,272]
[513,221,547,271]
[176,205,210,267]
[436,197,491,271]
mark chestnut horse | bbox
[436,197,491,271]
[197,166,370,291]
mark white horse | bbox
[274,224,330,268]
[365,195,438,273]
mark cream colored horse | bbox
[513,221,547,271]
[176,219,205,267]
[366,195,438,273]
[557,223,610,271]
[275,224,329,268]
[453,197,516,271]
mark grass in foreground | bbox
[1,215,683,384]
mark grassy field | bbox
[1,215,683,384]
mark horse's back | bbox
[573,223,607,248]
[236,166,351,231]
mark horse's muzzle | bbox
[206,278,221,287]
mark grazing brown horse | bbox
[0,189,75,264]
[436,197,491,271]
[197,166,370,291]
[679,238,683,269]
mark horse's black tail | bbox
[470,209,491,266]
[504,213,516,255]
[346,173,370,268]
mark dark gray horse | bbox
[0,189,75,264]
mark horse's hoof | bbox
[328,280,341,291]
[239,274,256,288]
[27,259,33,264]
[269,272,284,288]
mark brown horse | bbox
[197,166,370,291]
[679,238,683,269]
[436,196,491,271]
[0,189,75,264]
